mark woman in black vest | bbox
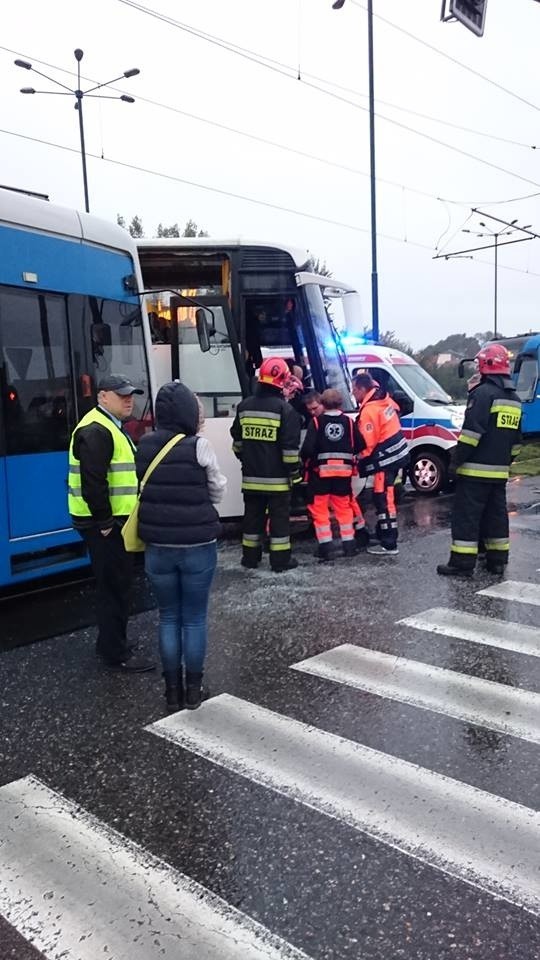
[135,382,226,712]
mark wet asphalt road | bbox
[1,479,540,960]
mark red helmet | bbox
[475,343,511,376]
[259,357,291,389]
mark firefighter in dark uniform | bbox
[231,357,301,572]
[437,343,522,578]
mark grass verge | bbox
[510,441,540,477]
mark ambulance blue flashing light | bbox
[324,332,373,350]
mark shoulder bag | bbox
[121,433,185,553]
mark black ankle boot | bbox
[186,672,204,710]
[342,540,358,558]
[354,528,370,551]
[316,542,335,563]
[163,671,181,713]
[436,563,474,578]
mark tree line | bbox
[117,214,209,238]
[379,330,503,400]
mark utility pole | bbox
[15,50,139,213]
[332,0,379,342]
[433,212,539,337]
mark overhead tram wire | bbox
[2,125,540,281]
[2,42,538,199]
[350,0,540,115]
[103,6,540,188]
[115,0,540,117]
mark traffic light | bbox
[448,0,488,37]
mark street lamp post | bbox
[15,50,139,213]
[332,0,379,342]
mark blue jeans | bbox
[145,542,217,676]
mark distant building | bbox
[434,351,460,367]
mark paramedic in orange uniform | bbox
[301,389,360,561]
[353,373,410,556]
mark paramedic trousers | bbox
[350,494,366,532]
[309,495,355,544]
[449,479,509,570]
[373,469,398,551]
[242,492,292,570]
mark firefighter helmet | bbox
[475,343,511,376]
[259,357,291,389]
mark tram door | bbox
[0,288,75,540]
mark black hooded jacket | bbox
[454,374,522,481]
[135,382,220,545]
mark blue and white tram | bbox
[0,187,153,588]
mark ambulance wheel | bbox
[409,450,446,495]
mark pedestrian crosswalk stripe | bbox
[399,607,540,659]
[291,644,540,745]
[0,775,312,960]
[147,694,540,916]
[478,580,540,607]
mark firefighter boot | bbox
[342,540,358,559]
[241,547,262,569]
[271,557,299,573]
[436,561,474,578]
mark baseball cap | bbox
[98,374,144,396]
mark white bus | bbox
[137,238,354,517]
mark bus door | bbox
[165,294,246,516]
[0,288,75,553]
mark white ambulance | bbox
[345,340,465,494]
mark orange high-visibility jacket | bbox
[356,388,409,474]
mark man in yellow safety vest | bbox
[68,374,155,672]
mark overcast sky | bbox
[2,0,540,347]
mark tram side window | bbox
[68,294,151,442]
[515,357,538,402]
[0,287,73,454]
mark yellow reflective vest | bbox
[68,408,138,518]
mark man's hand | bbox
[100,527,114,537]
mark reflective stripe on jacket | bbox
[356,388,410,475]
[454,376,522,482]
[302,413,355,479]
[230,384,301,493]
[68,408,138,517]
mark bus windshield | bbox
[396,362,452,405]
[302,284,354,410]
